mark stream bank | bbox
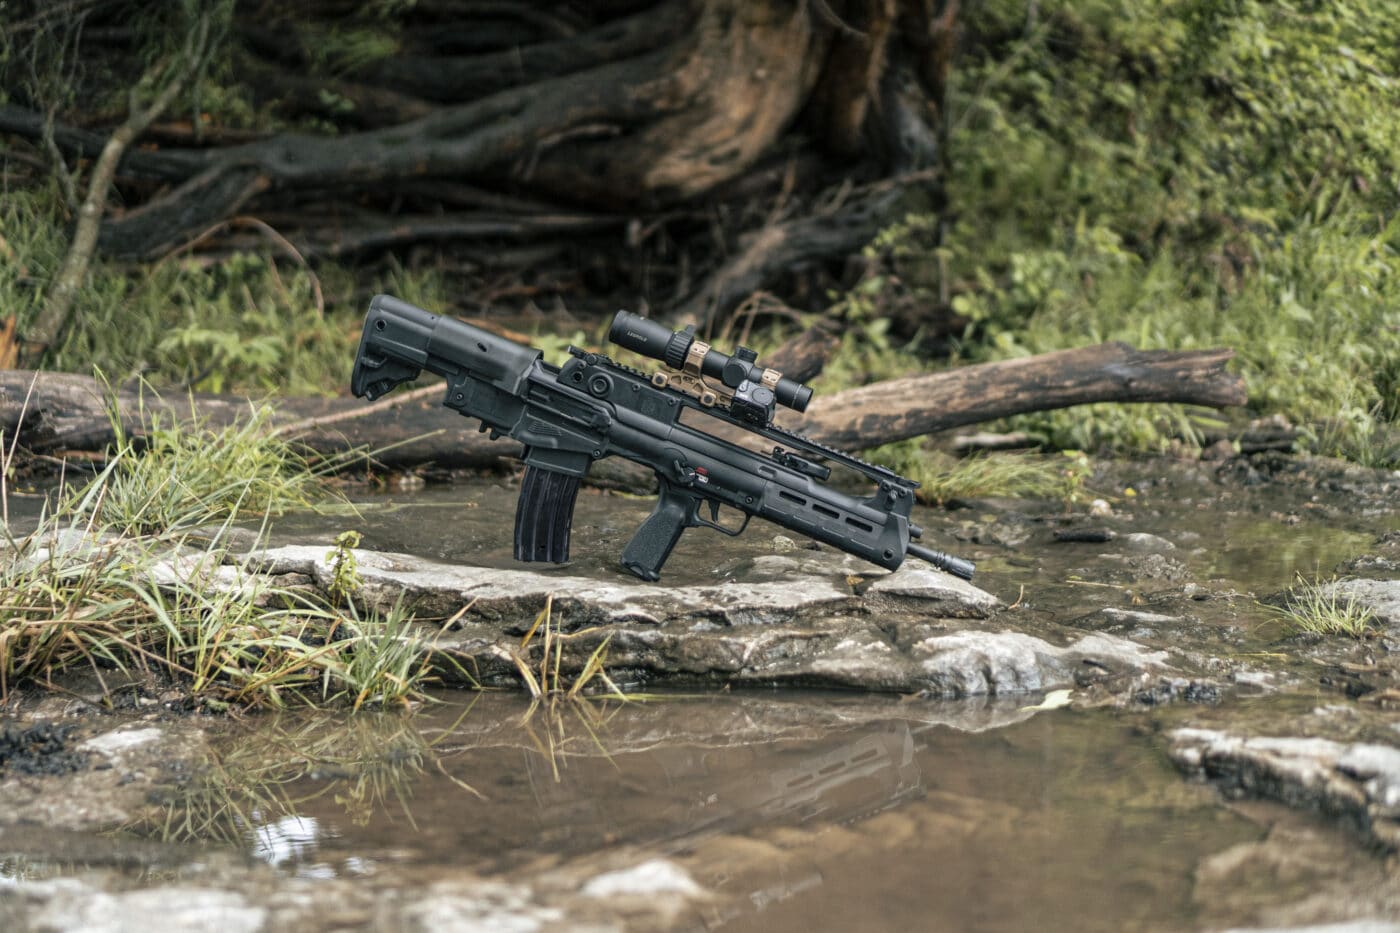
[2,453,1398,930]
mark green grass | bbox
[1266,574,1376,639]
[69,400,334,535]
[0,511,443,708]
[0,189,366,396]
[0,405,446,709]
[861,442,1088,506]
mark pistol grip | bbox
[514,467,582,563]
[620,481,692,582]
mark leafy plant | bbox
[0,404,439,709]
[840,0,1400,460]
[325,530,364,604]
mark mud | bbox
[0,723,86,777]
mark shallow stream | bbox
[3,456,1398,930]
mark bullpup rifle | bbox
[350,295,975,583]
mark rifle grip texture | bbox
[514,467,581,563]
[619,485,691,582]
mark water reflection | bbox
[120,690,1262,931]
[247,814,323,868]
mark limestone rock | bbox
[1168,728,1400,851]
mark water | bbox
[5,458,1396,929]
[156,692,1265,932]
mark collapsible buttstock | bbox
[514,467,582,563]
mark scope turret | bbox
[608,311,814,414]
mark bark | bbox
[782,343,1248,449]
[56,1,831,260]
[2,1,964,333]
[89,49,675,260]
[668,184,909,329]
[0,343,1246,471]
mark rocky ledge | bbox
[237,544,1176,697]
[1169,728,1400,851]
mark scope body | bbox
[608,311,813,413]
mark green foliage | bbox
[326,530,364,603]
[70,402,333,536]
[863,442,1089,506]
[1266,574,1376,638]
[0,411,437,709]
[852,0,1400,461]
[1,191,359,395]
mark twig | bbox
[268,385,441,438]
[156,215,324,317]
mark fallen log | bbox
[784,342,1248,450]
[0,342,1245,475]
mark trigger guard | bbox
[691,501,749,538]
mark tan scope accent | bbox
[684,340,710,376]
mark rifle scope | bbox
[609,311,814,413]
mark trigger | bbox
[707,500,720,523]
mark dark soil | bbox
[0,722,87,776]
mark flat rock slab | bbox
[252,544,998,625]
[237,545,1173,696]
[1328,579,1400,631]
[1168,728,1400,851]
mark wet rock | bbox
[912,631,1169,698]
[1121,532,1176,553]
[1052,528,1117,543]
[252,544,864,628]
[1168,728,1400,851]
[0,720,206,832]
[1326,579,1400,630]
[1191,820,1400,931]
[1132,678,1220,706]
[401,880,567,933]
[1096,551,1191,584]
[863,565,999,617]
[1100,608,1182,626]
[580,858,702,898]
[79,726,163,758]
[26,884,267,933]
[222,543,1188,697]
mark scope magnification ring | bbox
[663,331,692,370]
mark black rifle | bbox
[351,295,975,582]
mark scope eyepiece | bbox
[608,310,814,414]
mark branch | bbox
[0,343,1247,471]
[21,13,216,366]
